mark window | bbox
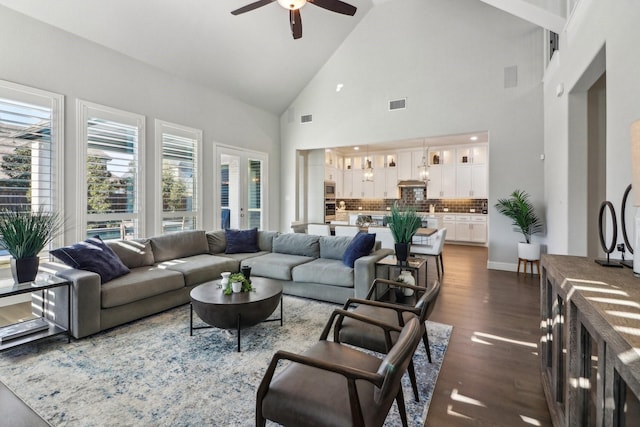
[155,120,202,234]
[0,80,63,258]
[77,101,144,241]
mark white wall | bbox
[280,0,545,268]
[543,1,640,256]
[0,6,281,242]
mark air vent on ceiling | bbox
[300,114,313,124]
[389,98,406,111]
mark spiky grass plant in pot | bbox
[388,202,421,262]
[0,206,64,283]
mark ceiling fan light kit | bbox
[231,0,356,40]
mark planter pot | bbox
[11,256,39,284]
[231,281,242,293]
[395,243,410,263]
[518,242,541,261]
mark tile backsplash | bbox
[337,188,488,213]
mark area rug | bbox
[0,296,451,426]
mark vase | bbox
[231,281,242,293]
[398,270,415,296]
[395,243,410,263]
[241,266,252,281]
[11,257,39,284]
[220,272,231,291]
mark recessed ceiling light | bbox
[470,136,478,141]
[336,83,344,92]
[354,146,360,151]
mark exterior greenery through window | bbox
[79,101,144,241]
[159,122,201,234]
[0,80,63,258]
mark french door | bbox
[215,145,267,230]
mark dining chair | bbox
[334,225,359,237]
[367,225,395,251]
[336,278,442,402]
[256,311,422,427]
[307,223,331,236]
[410,228,447,278]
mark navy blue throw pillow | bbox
[225,228,260,254]
[51,236,130,283]
[342,232,376,268]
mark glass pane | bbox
[248,159,262,228]
[162,215,196,233]
[86,219,136,241]
[162,133,196,214]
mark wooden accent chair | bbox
[256,311,422,427]
[336,278,442,402]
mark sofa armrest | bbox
[38,261,102,339]
[353,248,394,299]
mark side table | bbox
[375,255,427,294]
[0,274,71,351]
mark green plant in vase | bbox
[225,272,253,295]
[387,202,421,262]
[0,205,64,283]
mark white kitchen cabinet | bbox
[442,215,456,241]
[427,148,455,199]
[351,169,364,198]
[343,170,353,198]
[452,214,487,243]
[384,167,398,198]
[396,151,413,180]
[455,144,487,198]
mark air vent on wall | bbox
[389,98,406,111]
[300,114,313,124]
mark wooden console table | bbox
[540,255,640,426]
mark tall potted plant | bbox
[495,190,543,260]
[388,202,421,262]
[0,206,64,283]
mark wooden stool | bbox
[517,258,540,276]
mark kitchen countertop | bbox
[339,210,487,216]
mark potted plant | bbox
[225,272,253,295]
[494,190,543,260]
[0,206,64,283]
[388,202,421,262]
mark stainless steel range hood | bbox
[397,180,427,188]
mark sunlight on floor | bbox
[520,414,542,426]
[450,388,486,407]
[471,331,537,348]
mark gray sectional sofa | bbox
[40,230,392,339]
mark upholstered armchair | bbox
[256,310,422,427]
[337,278,442,402]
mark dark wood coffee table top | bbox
[190,277,283,330]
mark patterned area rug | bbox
[0,296,451,426]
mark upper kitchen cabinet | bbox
[397,149,427,180]
[427,147,455,199]
[456,144,487,198]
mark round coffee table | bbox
[189,277,283,351]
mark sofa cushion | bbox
[101,267,185,308]
[159,254,239,287]
[107,239,154,269]
[206,230,226,254]
[272,233,320,258]
[150,230,209,262]
[217,251,270,262]
[225,228,259,254]
[51,236,130,284]
[292,258,354,288]
[342,232,376,268]
[241,253,314,281]
[258,230,279,252]
[319,236,353,260]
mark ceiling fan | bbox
[231,0,357,40]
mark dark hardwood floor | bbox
[0,244,551,426]
[425,244,551,426]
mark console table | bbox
[540,255,640,426]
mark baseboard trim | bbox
[487,261,518,272]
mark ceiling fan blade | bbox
[290,9,302,39]
[308,0,357,16]
[231,0,275,15]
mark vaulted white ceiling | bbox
[0,0,565,115]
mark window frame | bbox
[154,119,203,235]
[76,100,145,241]
[0,79,64,258]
